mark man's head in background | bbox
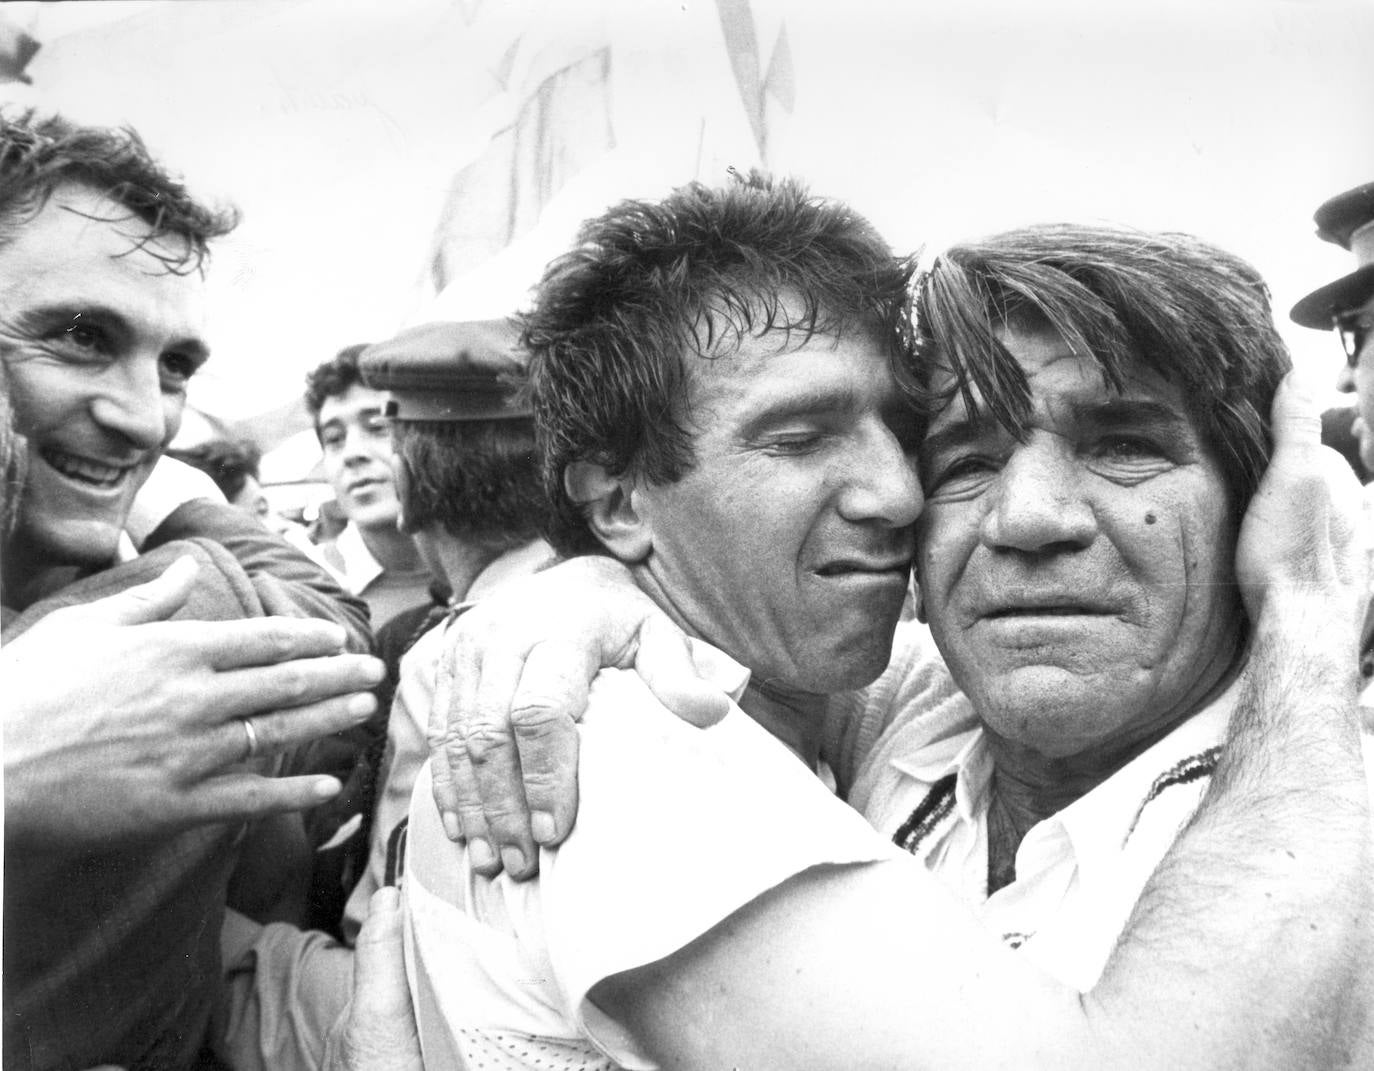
[908,222,1288,766]
[305,343,402,535]
[1291,181,1374,472]
[167,437,269,522]
[0,110,236,580]
[525,173,920,696]
[359,319,547,595]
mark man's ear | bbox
[564,461,653,562]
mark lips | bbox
[347,476,387,494]
[816,557,913,577]
[40,446,137,489]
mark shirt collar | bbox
[334,522,384,591]
[888,668,1243,882]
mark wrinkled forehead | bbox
[927,314,1199,437]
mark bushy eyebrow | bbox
[18,300,210,363]
[921,396,1192,462]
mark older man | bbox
[0,111,383,1070]
[403,182,1371,1069]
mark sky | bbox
[3,0,1373,475]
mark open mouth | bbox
[40,447,134,489]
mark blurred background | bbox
[3,0,1372,508]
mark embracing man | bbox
[397,176,1372,1069]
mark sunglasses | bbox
[1334,310,1373,367]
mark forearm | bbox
[215,910,356,1071]
[1094,602,1372,1067]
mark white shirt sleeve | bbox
[405,665,903,1070]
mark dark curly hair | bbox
[304,343,370,430]
[907,222,1291,509]
[0,109,238,274]
[524,172,913,556]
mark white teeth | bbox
[42,449,130,488]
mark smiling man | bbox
[0,111,381,1071]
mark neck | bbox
[357,522,422,573]
[2,535,89,612]
[737,676,827,769]
[982,651,1244,891]
[432,537,506,602]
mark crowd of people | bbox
[2,104,1373,1071]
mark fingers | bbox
[1268,370,1321,451]
[427,640,478,847]
[447,644,534,870]
[339,887,423,1071]
[203,615,355,669]
[635,615,731,728]
[183,771,343,825]
[212,653,384,721]
[508,639,592,849]
[69,555,200,626]
[231,689,379,757]
[461,650,536,876]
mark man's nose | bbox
[89,360,168,450]
[342,423,382,464]
[837,425,924,528]
[1336,362,1356,393]
[980,442,1096,553]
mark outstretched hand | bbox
[430,556,729,879]
[2,556,384,850]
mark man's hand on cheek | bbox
[429,555,730,880]
[1236,371,1370,658]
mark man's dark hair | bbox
[167,438,262,503]
[524,172,912,556]
[908,223,1291,508]
[391,419,547,548]
[0,109,238,273]
[0,360,24,540]
[304,344,370,429]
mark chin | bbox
[16,516,124,570]
[800,639,895,694]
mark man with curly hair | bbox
[305,344,434,632]
[0,110,381,1071]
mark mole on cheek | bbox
[1144,512,1157,525]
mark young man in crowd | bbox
[0,110,383,1070]
[402,178,1372,1068]
[216,318,552,1071]
[305,344,435,631]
